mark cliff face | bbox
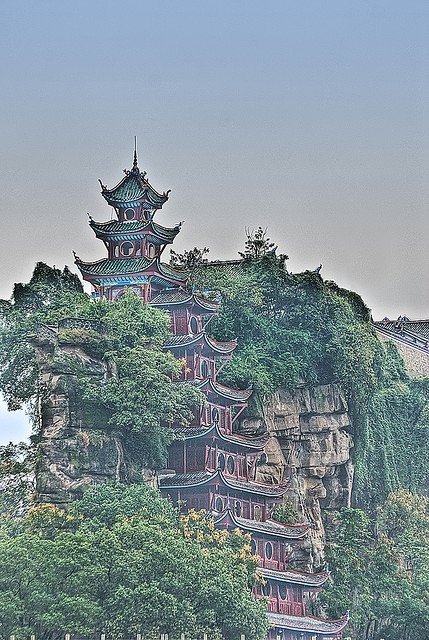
[35,323,353,559]
[255,383,353,567]
[35,326,153,505]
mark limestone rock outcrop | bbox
[254,383,353,567]
[35,325,153,505]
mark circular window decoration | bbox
[278,584,288,600]
[201,360,209,378]
[120,241,134,256]
[212,407,219,423]
[124,208,135,220]
[234,500,242,517]
[189,316,198,334]
[265,541,273,560]
[217,452,225,471]
[215,496,223,512]
[250,539,257,555]
[262,581,271,597]
[227,455,235,475]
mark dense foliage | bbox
[0,483,268,640]
[191,249,429,507]
[0,263,203,467]
[321,491,429,640]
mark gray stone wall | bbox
[375,331,429,377]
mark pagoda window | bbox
[215,496,224,512]
[189,316,198,334]
[265,541,273,560]
[120,241,134,256]
[279,584,288,600]
[217,452,225,472]
[250,539,257,555]
[254,504,262,521]
[238,457,246,477]
[262,581,271,597]
[226,455,235,475]
[201,359,209,378]
[147,243,156,259]
[114,245,120,257]
[212,406,219,423]
[124,208,135,220]
[234,500,242,517]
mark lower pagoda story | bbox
[75,152,349,640]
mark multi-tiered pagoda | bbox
[75,151,349,640]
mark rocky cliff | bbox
[35,323,353,564]
[34,324,153,505]
[254,383,353,568]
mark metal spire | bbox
[132,136,138,171]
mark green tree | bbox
[191,240,429,507]
[0,484,269,640]
[321,494,429,640]
[0,265,204,472]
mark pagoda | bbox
[75,151,349,640]
[75,148,189,302]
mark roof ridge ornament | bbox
[132,136,139,172]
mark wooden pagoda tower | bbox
[75,151,349,640]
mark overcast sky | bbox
[1,1,428,444]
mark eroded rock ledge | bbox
[35,327,153,505]
[255,383,354,567]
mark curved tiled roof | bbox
[75,257,189,283]
[90,219,180,243]
[197,377,253,402]
[150,288,220,311]
[374,317,429,353]
[215,510,310,539]
[164,331,237,354]
[259,567,329,587]
[101,170,168,208]
[76,256,153,275]
[158,262,190,282]
[160,470,288,497]
[170,422,269,450]
[268,611,349,635]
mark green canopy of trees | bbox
[0,483,268,640]
[320,491,429,640]
[191,249,429,507]
[0,263,203,468]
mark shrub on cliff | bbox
[0,264,203,469]
[191,245,429,507]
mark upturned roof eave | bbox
[100,170,169,207]
[163,331,237,355]
[161,470,288,497]
[267,611,349,635]
[215,509,310,539]
[258,566,330,587]
[90,220,180,243]
[170,422,268,450]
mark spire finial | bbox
[133,136,138,171]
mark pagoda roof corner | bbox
[149,288,220,312]
[164,331,237,355]
[160,470,289,497]
[197,377,253,402]
[215,508,310,539]
[267,612,349,635]
[100,165,169,209]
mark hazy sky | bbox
[1,1,428,443]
